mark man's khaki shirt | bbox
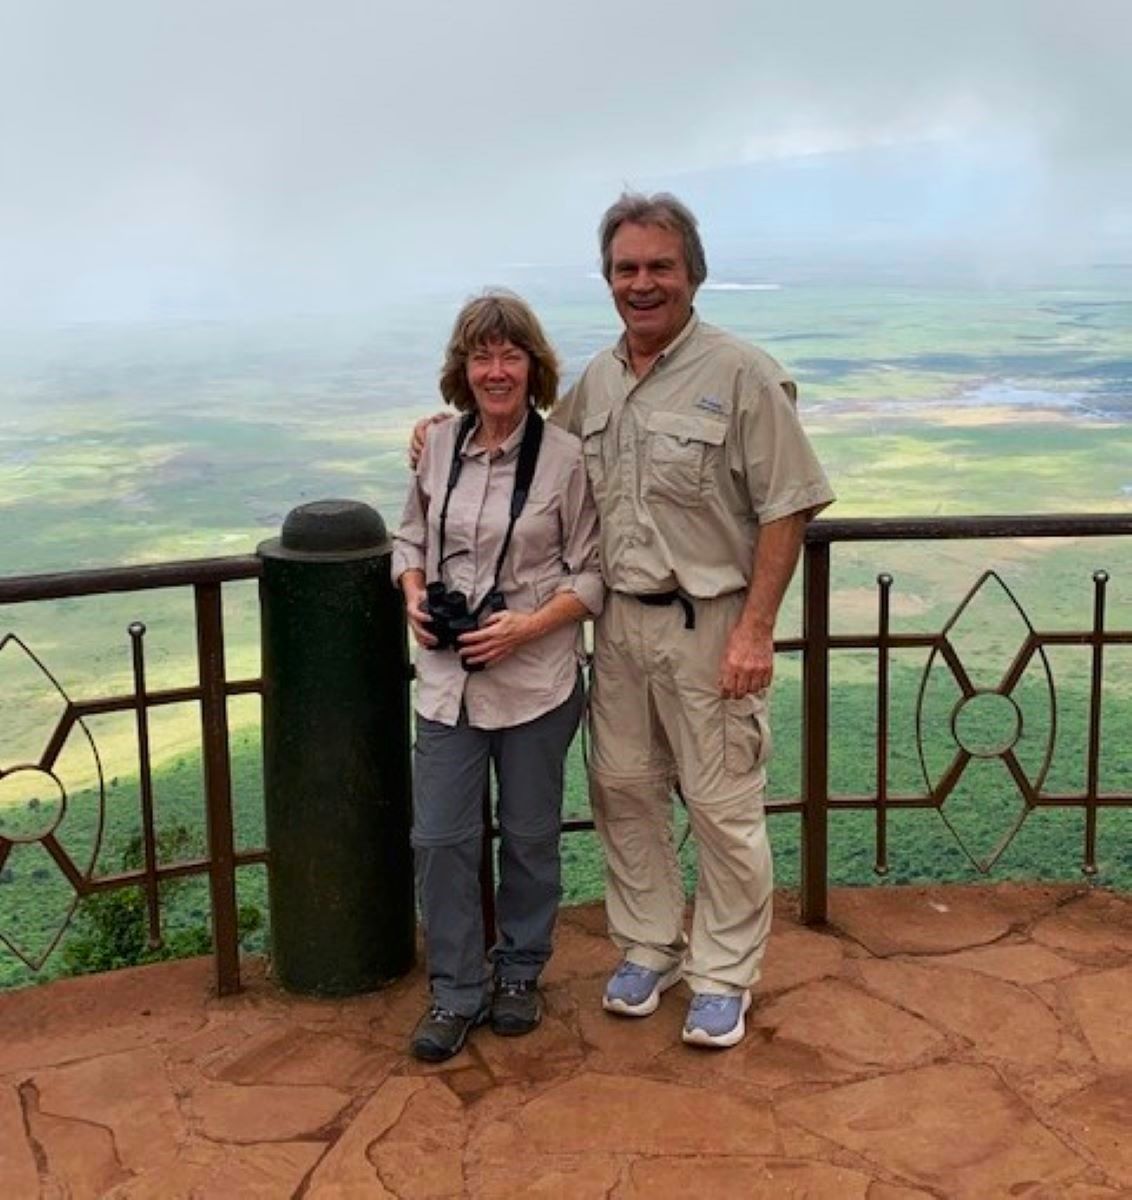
[552,314,834,598]
[393,412,603,728]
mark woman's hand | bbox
[400,573,438,649]
[458,593,589,668]
[456,610,536,667]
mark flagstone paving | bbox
[1,883,1129,1198]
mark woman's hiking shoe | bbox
[602,960,681,1016]
[681,990,751,1048]
[409,1004,487,1062]
[490,978,542,1036]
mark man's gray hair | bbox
[598,192,708,288]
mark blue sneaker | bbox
[602,960,681,1016]
[682,990,752,1048]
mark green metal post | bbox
[258,500,414,994]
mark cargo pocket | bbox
[722,695,772,776]
[644,411,726,507]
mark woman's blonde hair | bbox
[439,291,560,412]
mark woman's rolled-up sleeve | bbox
[391,439,432,583]
[554,447,604,616]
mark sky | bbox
[1,0,1130,321]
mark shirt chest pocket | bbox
[581,408,612,502]
[644,412,726,507]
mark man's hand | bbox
[408,412,453,469]
[718,512,805,698]
[457,611,536,667]
[718,622,774,698]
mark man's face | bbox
[608,222,695,349]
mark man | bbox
[414,193,833,1048]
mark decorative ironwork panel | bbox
[914,572,1058,872]
[0,634,105,968]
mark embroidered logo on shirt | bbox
[695,394,725,415]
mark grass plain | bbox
[2,269,1131,987]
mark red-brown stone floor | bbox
[2,884,1131,1198]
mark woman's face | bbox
[467,338,530,425]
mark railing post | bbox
[258,500,415,995]
[1083,569,1108,876]
[128,622,163,950]
[195,582,241,995]
[801,539,830,924]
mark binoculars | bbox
[424,583,506,673]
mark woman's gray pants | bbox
[411,676,584,1017]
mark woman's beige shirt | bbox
[392,412,603,729]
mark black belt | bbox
[632,590,696,630]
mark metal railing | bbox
[3,512,1132,993]
[793,513,1132,921]
[0,557,265,995]
[486,513,1132,927]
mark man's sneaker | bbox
[602,960,681,1017]
[409,1004,487,1062]
[681,990,752,1048]
[490,978,542,1037]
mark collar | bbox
[613,310,700,372]
[462,408,530,461]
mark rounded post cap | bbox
[258,499,390,562]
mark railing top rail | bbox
[0,555,263,605]
[807,513,1132,544]
[5,514,1132,602]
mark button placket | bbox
[449,454,489,599]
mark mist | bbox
[2,0,1129,321]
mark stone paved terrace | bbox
[2,884,1131,1198]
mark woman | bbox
[392,292,602,1062]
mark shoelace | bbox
[496,979,533,998]
[427,1005,463,1024]
[614,961,652,982]
[688,994,734,1016]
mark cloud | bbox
[1,0,1128,319]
